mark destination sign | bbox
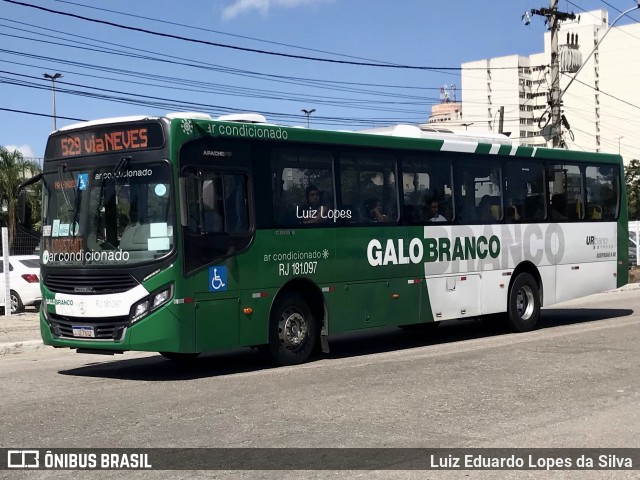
[45,122,164,160]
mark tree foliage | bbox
[0,146,42,250]
[625,159,640,221]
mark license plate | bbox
[72,326,95,338]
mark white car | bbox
[0,255,42,314]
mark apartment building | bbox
[461,9,640,165]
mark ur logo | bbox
[209,266,227,292]
[7,450,39,468]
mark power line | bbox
[2,0,524,71]
[0,73,429,127]
[565,0,640,41]
[53,0,401,66]
[561,71,640,110]
[0,22,463,105]
[0,106,84,121]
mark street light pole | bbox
[301,108,315,128]
[43,72,63,130]
[616,136,623,154]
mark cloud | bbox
[5,144,36,159]
[222,0,329,20]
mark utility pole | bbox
[498,106,504,134]
[529,1,575,147]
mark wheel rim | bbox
[279,307,308,351]
[10,294,18,314]
[515,285,535,320]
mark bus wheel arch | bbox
[268,279,327,366]
[505,262,543,332]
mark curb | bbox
[0,340,45,356]
[616,282,640,291]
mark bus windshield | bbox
[40,160,174,267]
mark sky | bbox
[1,0,638,160]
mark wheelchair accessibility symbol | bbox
[208,266,227,292]
[77,173,88,191]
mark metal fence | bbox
[2,226,40,316]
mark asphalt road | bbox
[0,287,638,479]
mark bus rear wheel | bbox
[505,272,540,332]
[268,293,317,366]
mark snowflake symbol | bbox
[181,119,194,135]
[322,249,330,259]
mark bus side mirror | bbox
[17,191,27,225]
[17,172,42,228]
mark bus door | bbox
[180,138,253,351]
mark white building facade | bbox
[461,9,640,165]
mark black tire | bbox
[159,352,201,364]
[505,272,541,332]
[268,292,317,366]
[10,290,23,314]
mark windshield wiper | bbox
[112,155,131,178]
[57,162,73,211]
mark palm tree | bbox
[0,146,41,251]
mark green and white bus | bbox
[20,112,629,365]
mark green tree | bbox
[0,146,41,250]
[625,159,640,221]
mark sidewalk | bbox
[1,280,639,356]
[0,307,43,355]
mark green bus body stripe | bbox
[498,145,512,156]
[474,144,492,155]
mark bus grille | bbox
[44,274,139,294]
[48,314,130,341]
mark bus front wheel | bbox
[268,293,317,366]
[506,272,541,332]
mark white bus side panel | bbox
[554,223,618,304]
[479,269,508,315]
[421,222,617,318]
[425,274,481,321]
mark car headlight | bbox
[130,284,173,323]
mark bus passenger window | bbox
[505,162,545,222]
[401,156,452,225]
[454,160,501,224]
[585,165,619,221]
[183,171,250,234]
[339,152,397,225]
[270,148,334,227]
[548,164,583,220]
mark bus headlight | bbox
[130,284,173,323]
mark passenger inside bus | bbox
[426,198,446,222]
[366,198,391,223]
[413,194,447,223]
[478,195,500,223]
[550,193,568,220]
[300,184,328,223]
[506,198,522,222]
